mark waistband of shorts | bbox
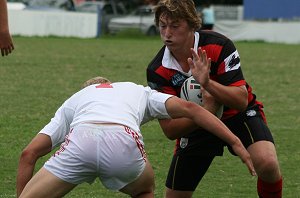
[78,122,131,130]
[87,122,125,126]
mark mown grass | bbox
[1,35,299,197]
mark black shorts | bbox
[224,104,275,155]
[165,104,275,191]
[165,155,215,191]
[165,130,224,191]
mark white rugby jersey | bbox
[39,82,173,148]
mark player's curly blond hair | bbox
[81,76,111,88]
[154,0,202,30]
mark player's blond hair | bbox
[81,76,111,88]
[154,0,202,30]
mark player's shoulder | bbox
[112,82,149,95]
[113,81,140,88]
[198,30,232,46]
[147,46,166,70]
[198,30,229,40]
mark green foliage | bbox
[1,36,299,197]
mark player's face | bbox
[158,15,195,52]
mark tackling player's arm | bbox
[159,83,223,140]
[164,96,256,176]
[158,87,222,140]
[16,134,52,197]
[159,118,197,140]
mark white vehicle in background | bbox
[22,0,75,11]
[75,0,127,33]
[7,2,26,10]
[108,5,158,36]
[75,1,126,14]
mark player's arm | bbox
[16,91,74,197]
[202,87,223,115]
[159,87,222,140]
[159,118,198,140]
[0,0,14,56]
[201,78,247,111]
[165,97,234,145]
[189,47,248,111]
[165,96,256,176]
[16,133,52,197]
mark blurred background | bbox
[6,0,300,43]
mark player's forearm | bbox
[202,89,222,115]
[190,104,256,175]
[159,118,198,140]
[202,79,248,111]
[16,148,41,197]
[16,163,35,197]
[192,107,238,145]
[0,0,9,32]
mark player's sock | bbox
[257,177,282,198]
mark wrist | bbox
[230,136,242,147]
[201,78,211,90]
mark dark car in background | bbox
[108,5,158,36]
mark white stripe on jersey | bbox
[224,50,241,72]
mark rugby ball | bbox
[180,76,203,105]
[180,76,223,118]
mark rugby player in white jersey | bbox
[17,50,256,198]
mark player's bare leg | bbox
[120,159,155,198]
[248,141,281,181]
[165,189,193,198]
[247,141,282,197]
[19,167,76,198]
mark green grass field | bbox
[1,35,299,197]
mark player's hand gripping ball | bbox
[180,76,223,118]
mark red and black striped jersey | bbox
[147,30,257,120]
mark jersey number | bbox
[95,84,113,88]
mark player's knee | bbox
[124,182,154,198]
[132,187,154,198]
[256,155,280,177]
[120,161,155,197]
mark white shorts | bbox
[44,123,146,190]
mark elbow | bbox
[242,87,249,111]
[163,130,177,140]
[238,100,248,112]
[19,148,39,165]
[166,134,177,141]
[236,91,249,112]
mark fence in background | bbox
[8,10,98,38]
[8,9,300,44]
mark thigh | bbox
[225,105,274,153]
[44,126,99,185]
[45,124,147,190]
[165,155,215,191]
[19,167,76,198]
[119,159,154,197]
[97,125,147,191]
